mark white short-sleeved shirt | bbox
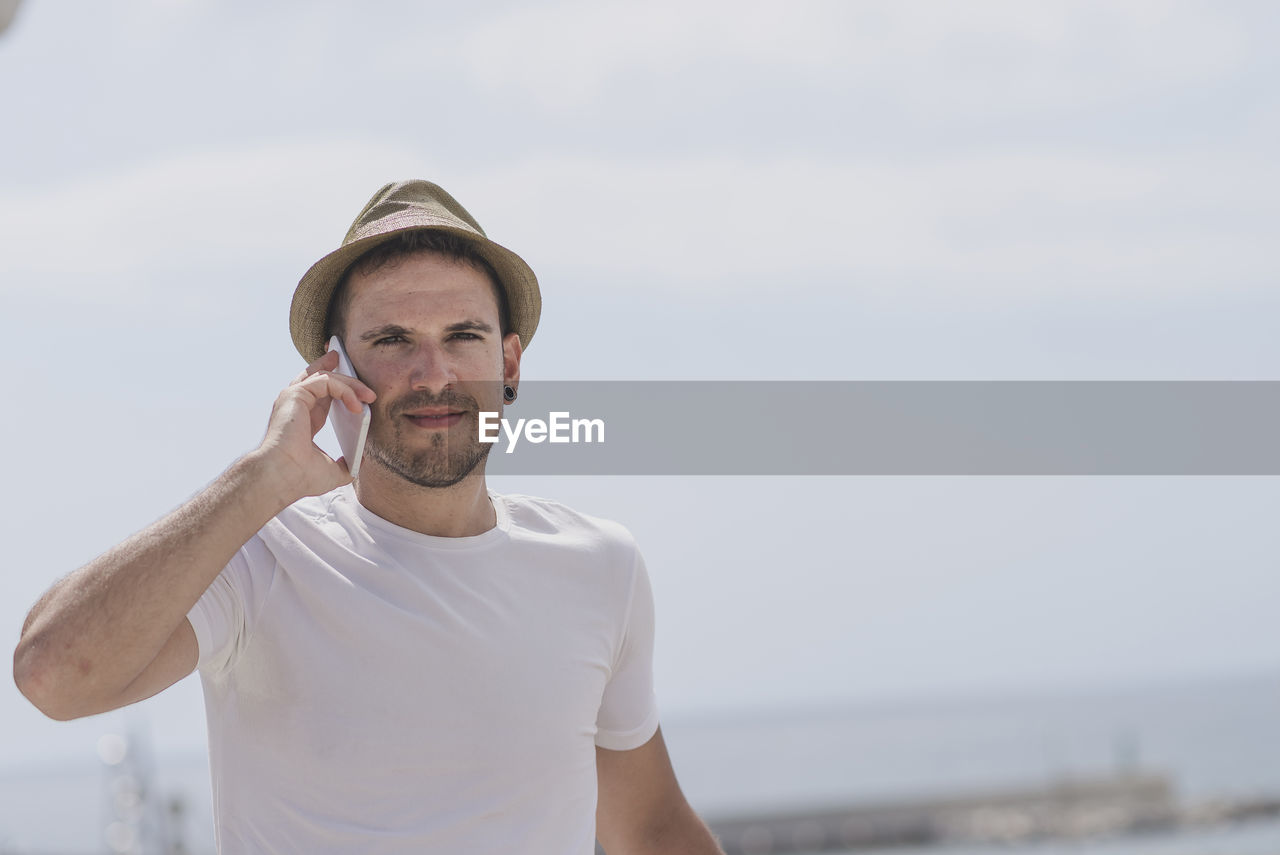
[187,486,659,854]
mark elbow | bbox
[13,637,94,721]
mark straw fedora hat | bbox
[290,179,541,363]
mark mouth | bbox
[403,409,468,430]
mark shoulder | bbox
[278,488,353,524]
[497,492,640,555]
[259,486,362,548]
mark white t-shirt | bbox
[187,486,660,854]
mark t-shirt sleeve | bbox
[595,546,661,750]
[186,534,276,676]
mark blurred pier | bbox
[702,773,1280,854]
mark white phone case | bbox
[326,335,372,480]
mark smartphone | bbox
[326,335,372,480]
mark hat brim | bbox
[290,217,541,363]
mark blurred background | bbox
[1,1,1278,853]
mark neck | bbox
[353,461,496,538]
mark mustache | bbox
[389,389,481,416]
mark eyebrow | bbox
[359,324,412,343]
[357,320,495,342]
[445,320,495,334]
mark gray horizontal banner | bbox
[476,382,1280,475]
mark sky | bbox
[1,0,1278,783]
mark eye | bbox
[450,332,482,341]
[374,335,408,346]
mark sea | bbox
[1,671,1277,855]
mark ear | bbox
[501,331,523,396]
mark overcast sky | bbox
[1,0,1278,774]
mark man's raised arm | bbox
[12,351,375,720]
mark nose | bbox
[407,341,457,395]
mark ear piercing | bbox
[504,385,517,403]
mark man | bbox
[14,180,724,854]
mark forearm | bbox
[14,451,295,718]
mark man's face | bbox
[340,251,521,489]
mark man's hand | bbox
[257,349,377,504]
[13,352,376,721]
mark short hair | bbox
[324,230,512,342]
